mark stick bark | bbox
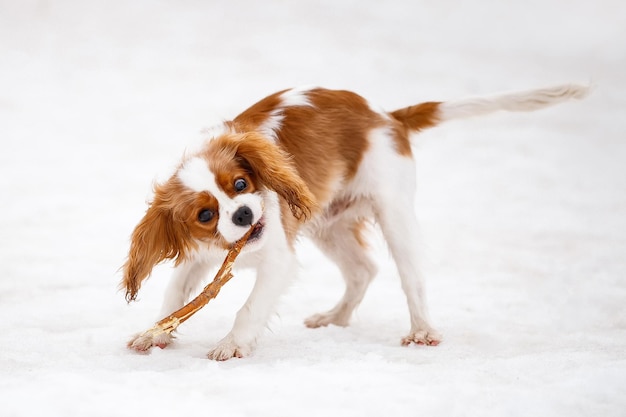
[132,225,255,340]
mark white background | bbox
[1,1,625,416]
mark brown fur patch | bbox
[390,101,441,133]
[388,101,442,157]
[351,219,370,249]
[207,132,318,221]
[122,179,199,302]
[204,143,258,198]
[232,90,287,132]
[234,88,386,207]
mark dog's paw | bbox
[207,336,253,361]
[401,328,442,347]
[127,331,174,353]
[304,312,350,328]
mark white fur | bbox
[159,259,213,318]
[439,83,590,121]
[177,157,216,193]
[257,87,316,141]
[303,127,440,343]
[280,85,316,107]
[257,109,284,142]
[177,156,264,242]
[208,236,296,360]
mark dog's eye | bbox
[234,178,247,192]
[198,209,214,223]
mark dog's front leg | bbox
[207,248,297,360]
[128,258,211,352]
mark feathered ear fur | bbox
[233,132,317,220]
[121,182,195,302]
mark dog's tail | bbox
[390,83,590,132]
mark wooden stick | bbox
[131,224,256,342]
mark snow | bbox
[1,0,625,416]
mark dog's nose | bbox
[232,205,253,226]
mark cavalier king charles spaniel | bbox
[122,84,588,360]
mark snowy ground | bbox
[1,1,625,416]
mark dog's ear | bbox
[121,183,194,302]
[235,132,317,220]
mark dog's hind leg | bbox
[305,218,378,328]
[374,179,442,346]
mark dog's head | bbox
[122,131,316,302]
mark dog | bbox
[122,84,588,360]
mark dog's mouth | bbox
[248,217,265,242]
